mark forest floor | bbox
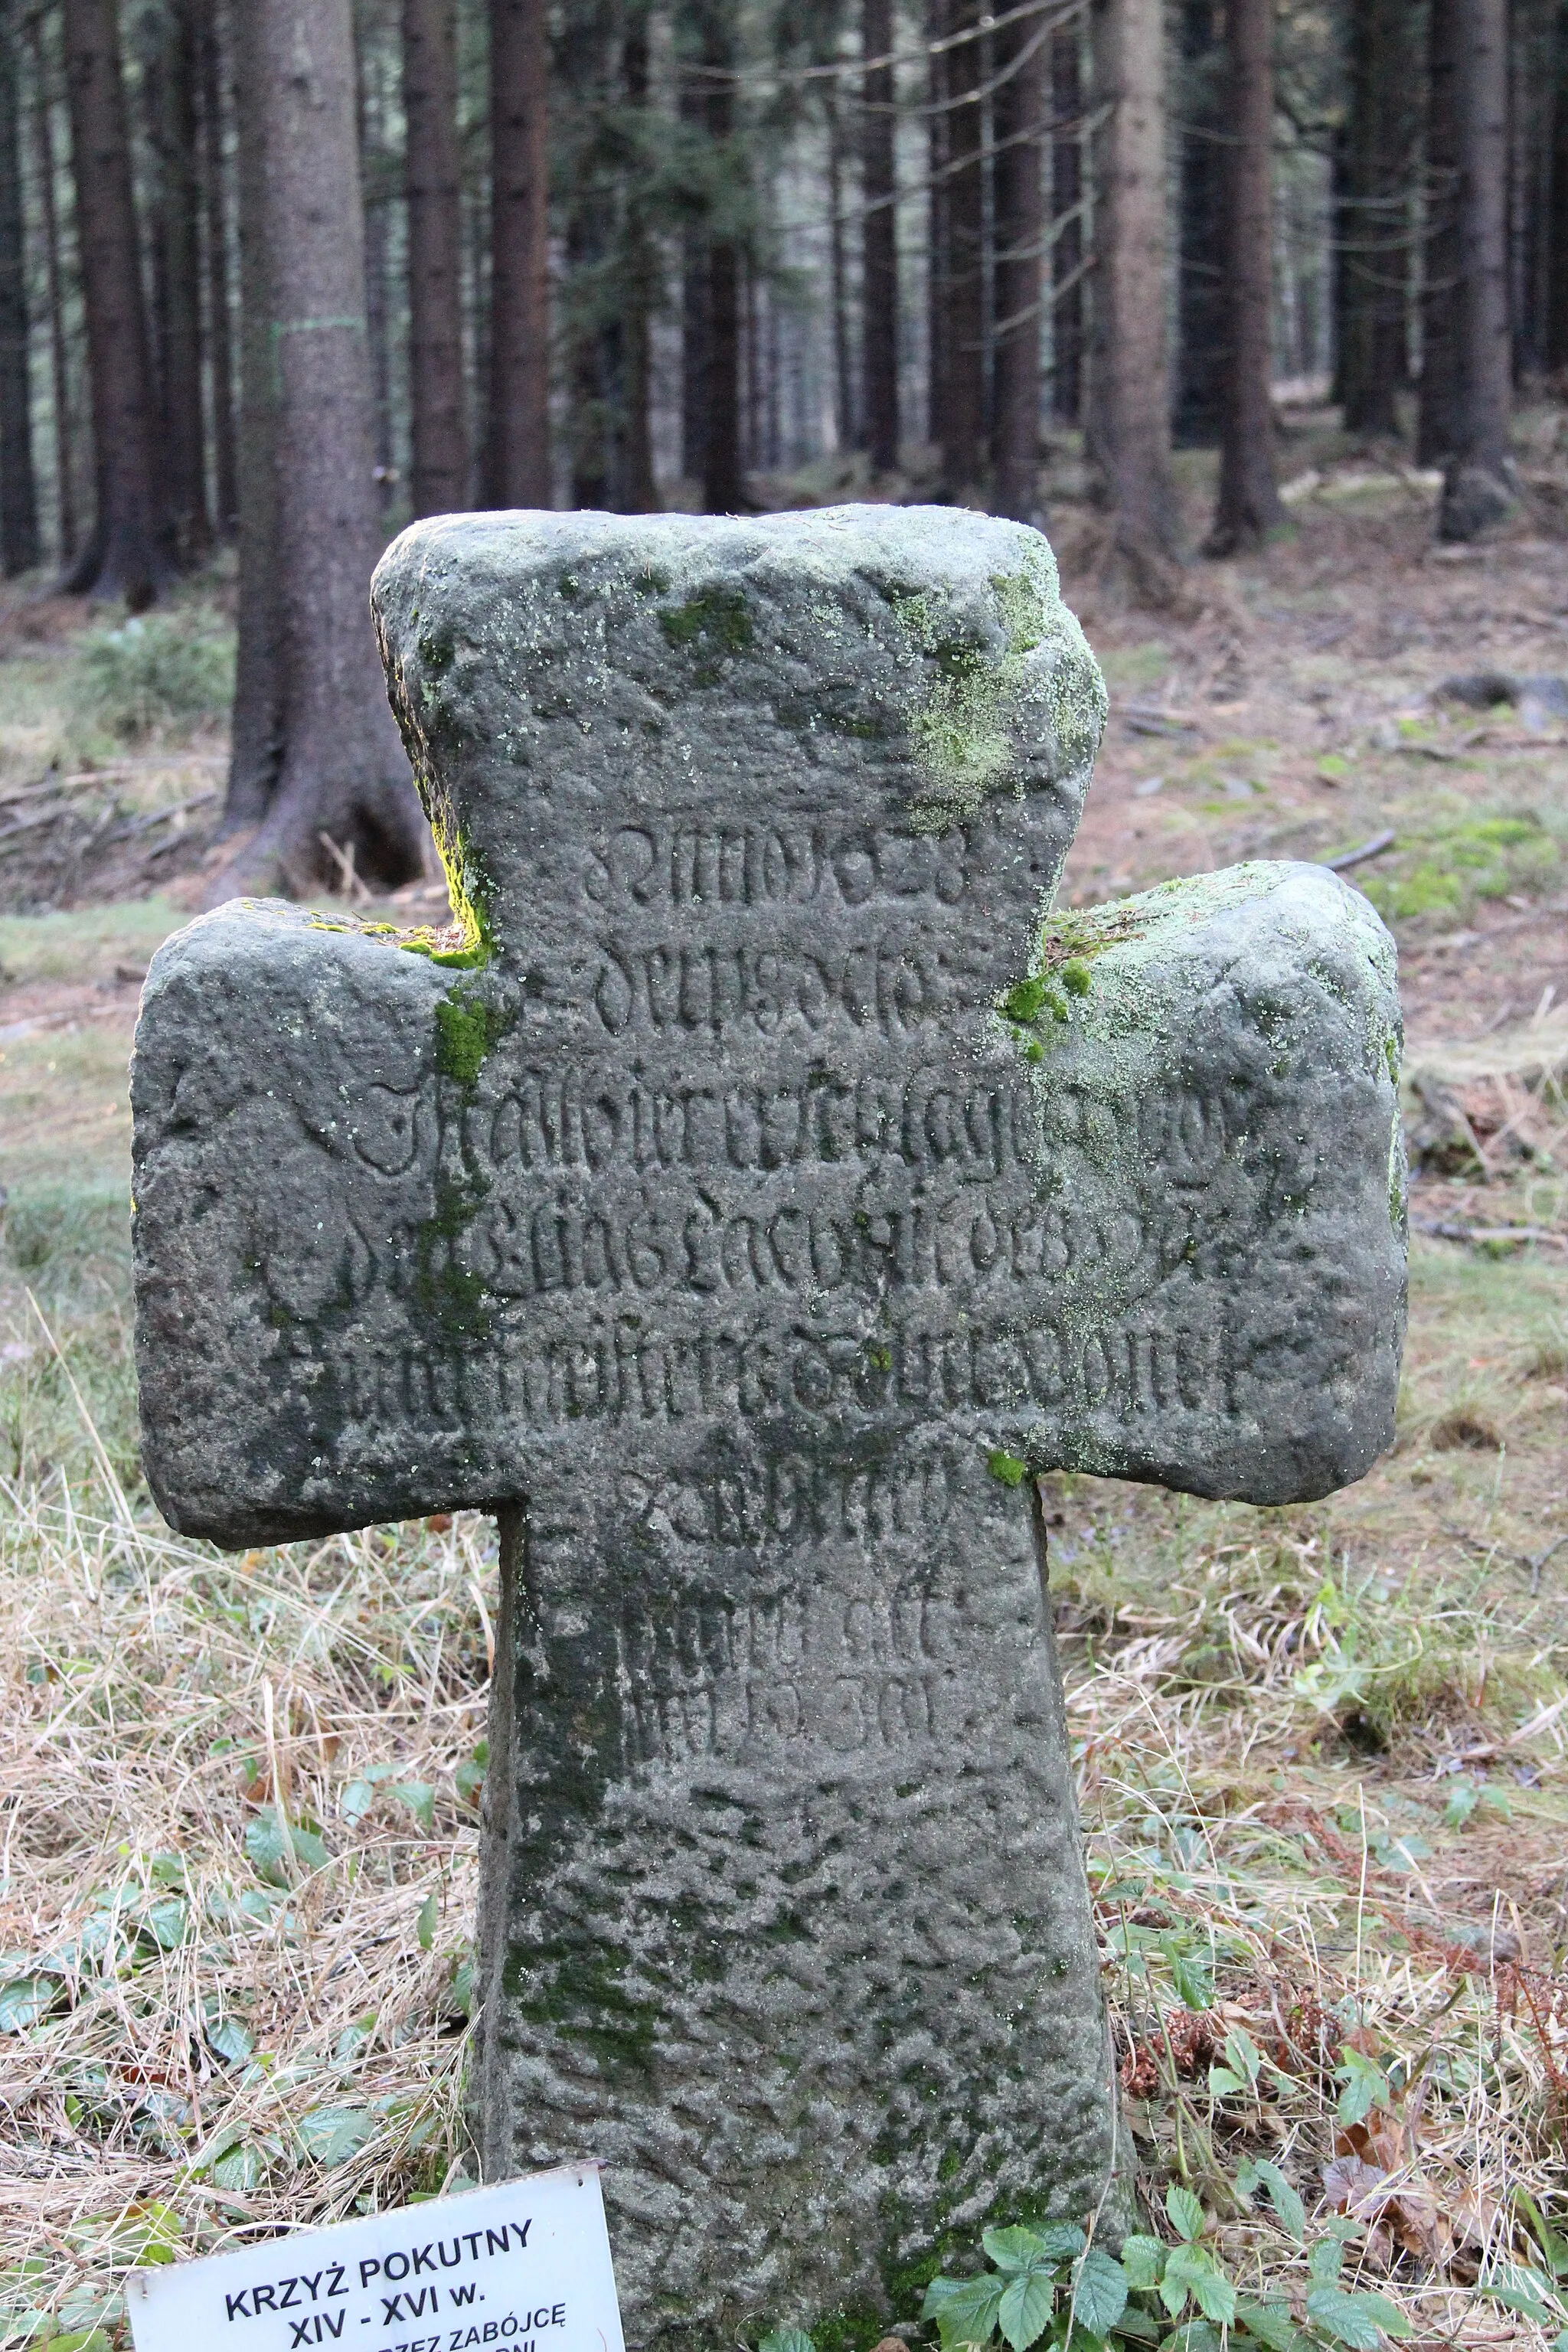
[0,426,1564,2352]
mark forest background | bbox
[1,4,1567,2352]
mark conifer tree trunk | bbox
[223,0,279,824]
[1089,0,1184,592]
[217,0,425,891]
[1335,0,1411,437]
[197,0,237,535]
[861,0,898,474]
[926,0,950,455]
[485,0,550,505]
[991,0,1045,521]
[1206,0,1282,553]
[404,0,468,515]
[1050,19,1083,423]
[1441,0,1515,537]
[1543,0,1568,374]
[153,0,208,562]
[1420,0,1461,459]
[941,0,985,494]
[27,14,74,564]
[61,0,168,601]
[0,0,39,577]
[825,84,854,452]
[691,0,741,511]
[1174,0,1225,445]
[619,5,657,511]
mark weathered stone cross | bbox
[132,509,1405,2346]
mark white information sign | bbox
[127,2166,625,2352]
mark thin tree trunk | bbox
[357,29,395,512]
[1421,0,1461,457]
[0,0,39,576]
[1441,0,1516,536]
[404,0,467,516]
[61,0,168,602]
[218,0,426,892]
[942,0,985,493]
[1050,18,1083,423]
[1206,0,1282,553]
[197,0,237,535]
[27,15,75,564]
[1089,0,1184,593]
[1544,0,1568,373]
[1174,0,1225,444]
[486,0,550,505]
[694,0,741,511]
[927,0,949,453]
[862,0,898,473]
[992,0,1046,521]
[825,84,854,452]
[1336,0,1410,436]
[155,0,208,561]
[224,0,280,824]
[619,4,657,511]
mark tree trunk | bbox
[197,0,237,535]
[0,0,39,577]
[485,0,550,505]
[217,0,426,891]
[686,0,741,512]
[927,0,949,454]
[1206,0,1282,554]
[1049,19,1083,423]
[825,84,854,452]
[1089,0,1184,590]
[404,0,468,515]
[224,0,281,823]
[619,5,657,511]
[153,0,209,562]
[1335,0,1411,438]
[1420,0,1461,459]
[861,0,898,474]
[27,13,76,564]
[61,0,168,602]
[991,0,1045,522]
[941,0,986,494]
[1544,0,1568,373]
[357,24,395,511]
[1441,0,1516,536]
[1174,0,1225,445]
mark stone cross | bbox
[132,509,1406,2347]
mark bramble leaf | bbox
[1119,2236,1165,2292]
[1165,2187,1205,2244]
[923,2272,1008,2350]
[1070,2249,1128,2339]
[998,2269,1057,2351]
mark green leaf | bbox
[244,1809,327,1886]
[296,2104,373,2166]
[1168,1948,1213,2011]
[393,1781,436,1834]
[1442,1780,1479,1828]
[1334,2050,1389,2127]
[210,2142,263,2193]
[206,2015,253,2066]
[1165,2187,1205,2244]
[1223,2028,1263,2086]
[455,1757,486,1805]
[1070,2249,1128,2339]
[923,2272,1008,2350]
[1207,2067,1246,2099]
[1158,2325,1224,2352]
[0,1977,63,2033]
[1483,2265,1557,2321]
[341,1779,377,1827]
[1119,2236,1166,2293]
[1112,2309,1162,2345]
[984,2225,1083,2273]
[1236,2158,1305,2241]
[1162,2249,1230,2325]
[141,1896,189,1951]
[998,2270,1057,2351]
[40,2332,109,2352]
[759,2331,815,2352]
[1305,2287,1410,2349]
[1307,2240,1345,2285]
[417,1890,438,1950]
[1517,2194,1568,2281]
[1236,2301,1298,2352]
